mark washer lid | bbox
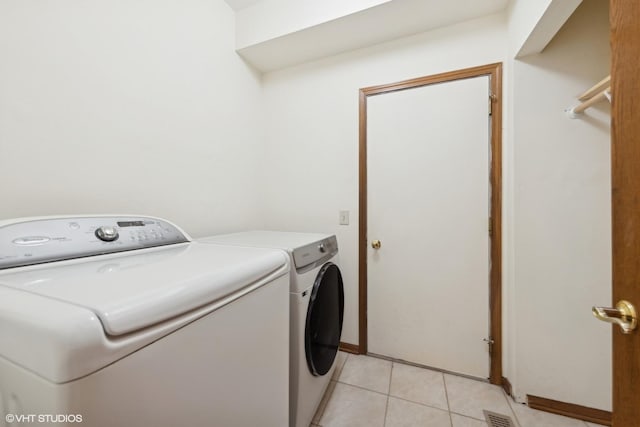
[0,242,288,336]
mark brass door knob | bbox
[593,300,637,334]
[371,240,381,249]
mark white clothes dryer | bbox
[200,231,344,427]
[0,216,290,427]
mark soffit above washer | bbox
[224,0,263,11]
[234,0,510,72]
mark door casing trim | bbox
[358,62,503,384]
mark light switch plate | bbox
[339,210,349,225]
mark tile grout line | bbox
[335,353,348,381]
[314,353,348,427]
[442,372,454,427]
[502,387,524,427]
[388,394,451,414]
[505,392,525,427]
[334,356,394,397]
[382,361,394,427]
[342,354,526,426]
[382,395,390,427]
[450,411,489,423]
[336,354,593,427]
[368,352,491,385]
[336,371,464,416]
[335,376,451,414]
[335,379,390,397]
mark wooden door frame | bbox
[358,63,503,384]
[610,1,639,426]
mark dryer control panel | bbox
[292,235,338,271]
[0,216,190,269]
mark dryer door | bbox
[305,262,344,376]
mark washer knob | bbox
[95,226,119,242]
[318,243,326,253]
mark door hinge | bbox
[489,218,493,237]
[489,93,496,116]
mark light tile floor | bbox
[310,353,604,427]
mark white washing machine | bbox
[200,231,344,427]
[0,216,291,427]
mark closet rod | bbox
[578,75,611,101]
[567,87,610,118]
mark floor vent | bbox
[483,410,516,427]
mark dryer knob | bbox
[95,226,119,242]
[318,243,326,253]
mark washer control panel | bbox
[0,216,189,269]
[95,226,119,242]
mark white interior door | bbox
[367,76,491,379]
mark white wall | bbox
[509,0,611,410]
[261,13,508,345]
[0,0,265,238]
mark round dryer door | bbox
[305,262,344,376]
